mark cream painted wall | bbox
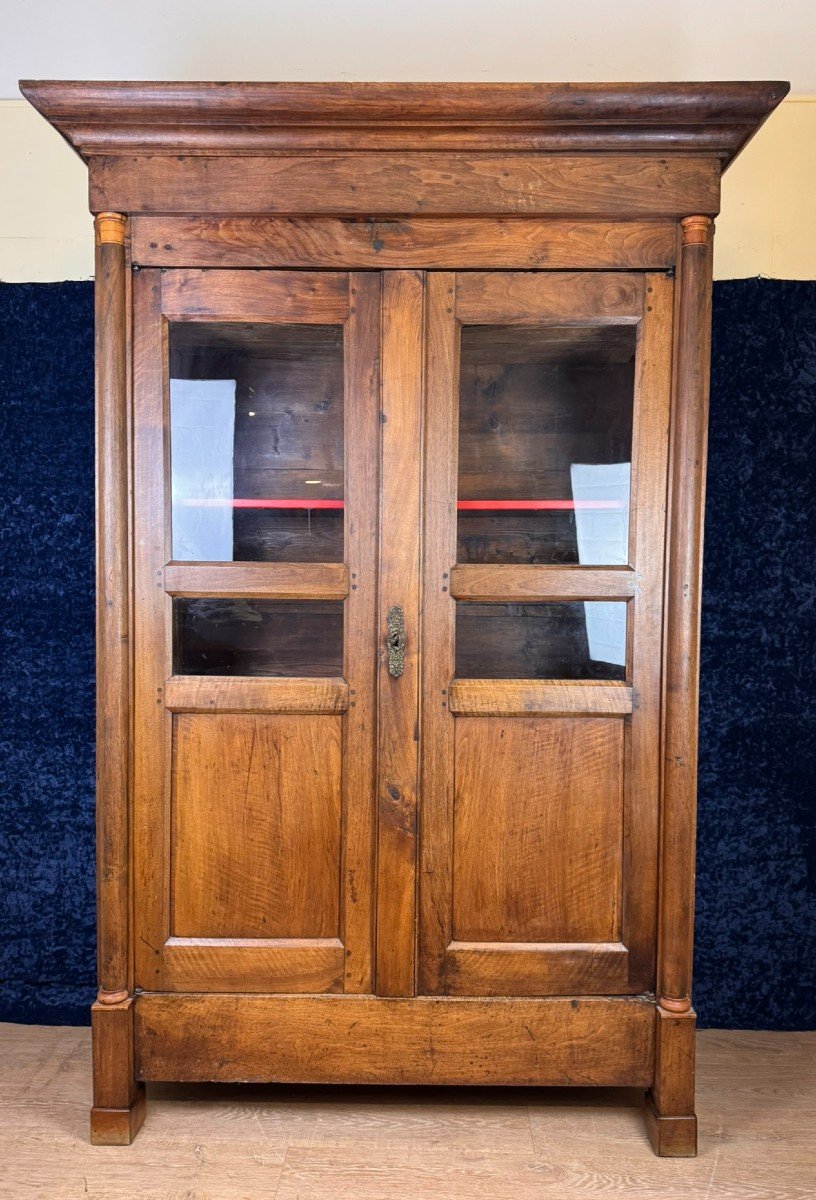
[2,0,814,282]
[3,0,816,97]
[2,96,813,283]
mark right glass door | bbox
[419,270,674,997]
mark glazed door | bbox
[132,265,671,1001]
[132,269,381,994]
[419,271,674,996]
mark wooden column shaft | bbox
[94,212,131,1004]
[659,216,713,1010]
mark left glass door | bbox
[132,269,380,995]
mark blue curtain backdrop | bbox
[0,278,814,1029]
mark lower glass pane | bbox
[455,602,627,680]
[173,599,343,677]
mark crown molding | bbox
[19,80,789,167]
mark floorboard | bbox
[0,1023,814,1198]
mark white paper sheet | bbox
[570,462,631,667]
[170,378,237,561]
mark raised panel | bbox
[162,938,344,993]
[171,713,342,939]
[452,717,624,944]
[446,942,630,996]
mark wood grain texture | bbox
[456,271,644,324]
[450,565,636,602]
[160,269,349,323]
[451,718,624,952]
[88,154,722,219]
[164,675,349,714]
[659,224,714,1009]
[90,999,146,1145]
[134,994,655,1087]
[449,679,634,718]
[22,79,788,164]
[651,1005,697,1117]
[445,942,629,996]
[170,714,342,943]
[340,273,381,993]
[417,272,459,996]
[131,269,169,995]
[164,562,349,599]
[161,938,344,994]
[93,218,130,1004]
[618,272,675,992]
[644,1093,698,1157]
[90,998,139,1112]
[132,216,678,270]
[375,272,423,997]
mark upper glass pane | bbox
[169,323,344,562]
[457,325,635,565]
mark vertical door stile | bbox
[132,269,171,991]
[418,273,459,994]
[624,272,675,989]
[342,273,381,992]
[375,271,424,997]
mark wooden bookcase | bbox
[22,80,787,1153]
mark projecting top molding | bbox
[19,80,789,167]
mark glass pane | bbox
[455,602,627,680]
[169,323,344,562]
[173,599,343,676]
[457,325,635,565]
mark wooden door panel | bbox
[171,713,342,939]
[452,717,623,944]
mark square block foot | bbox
[90,1083,146,1145]
[644,1092,697,1156]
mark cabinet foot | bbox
[644,1092,697,1156]
[90,1083,147,1145]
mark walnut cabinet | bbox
[22,80,788,1154]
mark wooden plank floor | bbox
[1,1023,814,1198]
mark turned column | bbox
[94,212,131,1008]
[91,212,145,1145]
[648,214,714,1158]
[659,214,714,1015]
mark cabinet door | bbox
[132,270,380,994]
[420,271,673,996]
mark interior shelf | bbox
[179,499,624,511]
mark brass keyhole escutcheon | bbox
[386,605,406,677]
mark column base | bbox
[644,1092,697,1156]
[90,1082,147,1146]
